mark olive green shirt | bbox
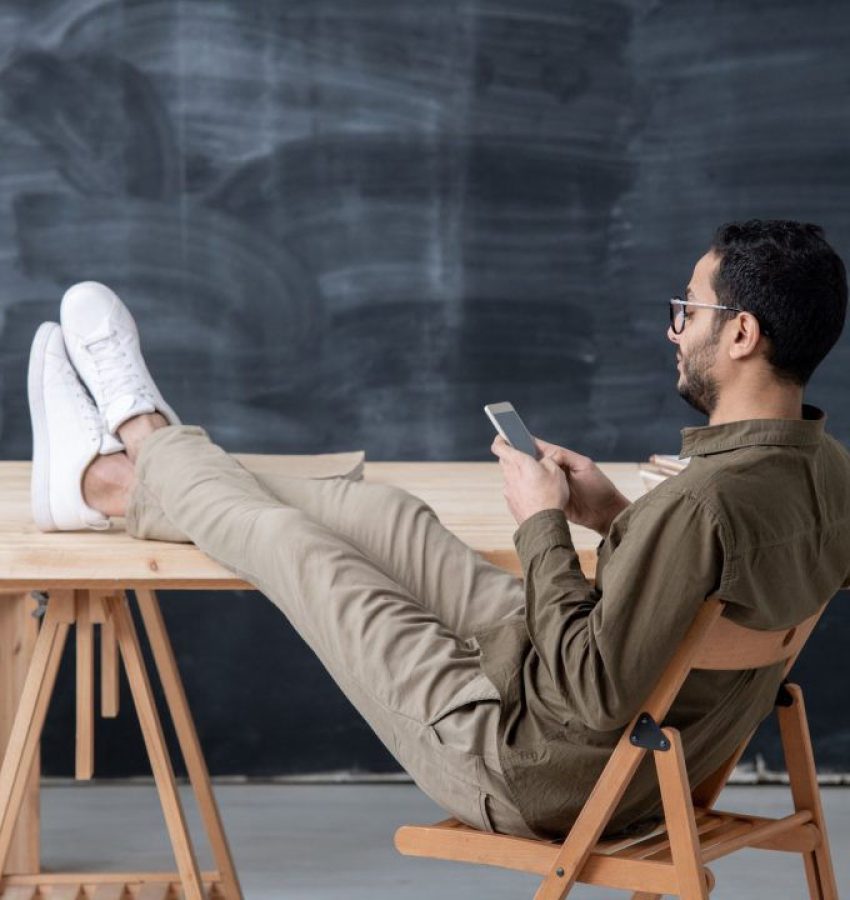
[476,403,850,839]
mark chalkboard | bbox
[1,1,847,779]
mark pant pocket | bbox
[477,791,497,833]
[425,672,501,762]
[426,671,500,731]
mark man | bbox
[26,219,850,841]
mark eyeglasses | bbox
[668,297,770,337]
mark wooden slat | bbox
[597,810,715,857]
[577,854,678,895]
[595,824,667,857]
[134,884,173,900]
[0,592,74,875]
[75,591,95,780]
[642,825,731,867]
[2,871,219,885]
[636,808,809,865]
[48,885,83,900]
[395,821,557,875]
[90,885,127,900]
[618,812,729,861]
[693,606,824,670]
[702,812,812,863]
[0,886,37,899]
[105,595,204,900]
[684,819,753,860]
[100,604,120,719]
[394,823,680,894]
[135,590,242,900]
[0,592,40,875]
[750,821,820,854]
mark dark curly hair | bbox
[709,220,847,386]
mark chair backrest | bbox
[535,594,831,896]
[639,595,828,729]
[692,603,824,672]
[634,593,827,815]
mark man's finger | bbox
[541,457,562,475]
[490,435,516,458]
[537,441,590,471]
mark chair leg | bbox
[0,591,74,875]
[631,894,662,899]
[654,729,711,900]
[134,588,243,900]
[777,684,839,900]
[105,592,205,900]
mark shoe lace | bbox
[86,330,154,406]
[63,360,102,444]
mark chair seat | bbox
[395,807,820,895]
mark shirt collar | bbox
[679,403,827,458]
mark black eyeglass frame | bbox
[669,297,771,338]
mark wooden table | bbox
[0,455,646,898]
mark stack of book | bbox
[638,454,691,491]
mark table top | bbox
[0,457,648,589]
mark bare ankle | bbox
[82,453,134,517]
[117,412,168,462]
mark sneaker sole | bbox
[28,323,58,531]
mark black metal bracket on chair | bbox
[30,590,49,618]
[775,679,794,707]
[629,712,670,751]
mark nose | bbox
[667,324,680,344]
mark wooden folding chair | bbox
[395,595,839,898]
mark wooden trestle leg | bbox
[134,589,243,900]
[0,592,40,876]
[0,589,242,900]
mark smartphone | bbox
[484,402,541,459]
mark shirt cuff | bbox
[513,507,574,569]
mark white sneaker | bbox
[60,281,180,436]
[28,322,112,532]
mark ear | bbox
[729,312,762,359]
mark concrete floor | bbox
[38,782,848,898]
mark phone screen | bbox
[485,403,540,458]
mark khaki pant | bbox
[126,425,535,838]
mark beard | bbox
[677,330,721,417]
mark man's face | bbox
[668,251,726,417]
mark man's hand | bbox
[533,436,631,536]
[490,435,570,527]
